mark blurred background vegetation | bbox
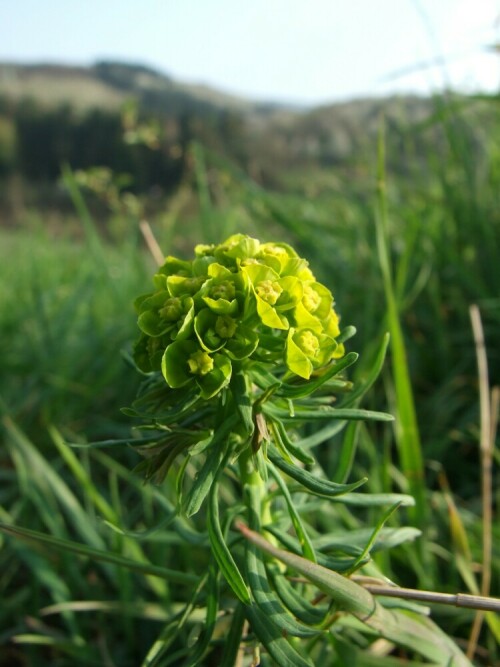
[0,59,498,665]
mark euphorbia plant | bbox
[126,234,471,666]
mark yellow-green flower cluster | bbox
[133,234,344,399]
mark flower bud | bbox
[159,297,183,321]
[215,315,238,338]
[295,329,320,357]
[210,280,236,301]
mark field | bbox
[0,93,499,666]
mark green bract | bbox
[133,234,345,385]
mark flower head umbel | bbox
[134,234,344,387]
[130,233,357,509]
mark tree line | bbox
[0,95,251,196]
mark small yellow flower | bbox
[256,280,283,305]
[188,350,214,376]
[302,285,321,313]
[295,330,320,357]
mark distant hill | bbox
[0,60,494,204]
[0,60,289,116]
[0,60,433,124]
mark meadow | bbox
[0,93,499,666]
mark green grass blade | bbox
[340,333,390,407]
[375,123,427,530]
[3,415,106,550]
[219,603,246,667]
[48,425,118,524]
[141,574,207,667]
[183,563,220,667]
[0,522,198,585]
[61,164,122,299]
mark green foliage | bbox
[0,223,147,441]
[0,92,499,665]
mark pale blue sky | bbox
[1,0,498,104]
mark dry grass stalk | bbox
[467,305,494,660]
[139,219,164,266]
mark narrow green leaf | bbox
[253,444,269,482]
[339,333,390,408]
[48,425,118,523]
[313,526,422,553]
[268,462,317,562]
[207,482,251,605]
[245,539,320,637]
[346,503,403,574]
[102,515,177,545]
[269,417,316,464]
[334,636,438,667]
[269,451,366,498]
[329,492,415,508]
[332,421,360,483]
[263,404,394,423]
[271,571,328,626]
[231,370,254,437]
[5,528,80,638]
[175,453,191,511]
[296,419,347,450]
[68,434,166,448]
[3,416,106,551]
[245,604,314,667]
[265,526,361,572]
[40,600,171,621]
[183,414,238,517]
[11,634,96,661]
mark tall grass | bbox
[0,218,148,443]
[0,93,499,664]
